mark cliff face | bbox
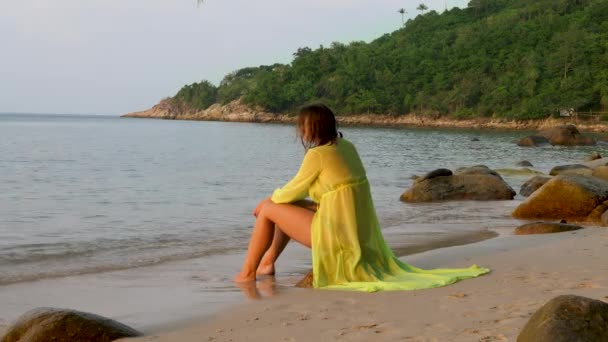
[122,99,294,123]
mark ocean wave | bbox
[0,236,243,285]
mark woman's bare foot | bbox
[234,270,256,283]
[256,263,275,276]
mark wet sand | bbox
[120,227,608,341]
[0,229,496,334]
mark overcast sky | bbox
[1,0,469,115]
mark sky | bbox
[0,0,469,115]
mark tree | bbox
[417,3,428,14]
[398,8,407,26]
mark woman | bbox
[234,104,489,291]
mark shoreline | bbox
[122,101,608,133]
[120,226,608,341]
[0,228,499,335]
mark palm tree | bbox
[397,8,407,26]
[416,3,428,15]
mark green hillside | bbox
[172,0,608,120]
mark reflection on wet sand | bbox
[235,277,277,300]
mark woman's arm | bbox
[270,149,321,204]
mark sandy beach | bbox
[119,227,608,342]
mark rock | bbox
[0,308,142,342]
[516,160,534,167]
[516,135,550,147]
[586,202,608,222]
[454,165,502,178]
[496,168,543,177]
[401,172,516,202]
[520,176,551,197]
[296,270,313,288]
[539,124,596,146]
[585,151,602,161]
[514,222,583,235]
[592,166,608,181]
[581,157,608,169]
[417,168,453,182]
[601,209,608,226]
[549,164,592,177]
[471,137,480,141]
[517,295,608,342]
[512,174,608,221]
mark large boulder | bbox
[519,176,551,197]
[539,124,596,146]
[0,308,142,342]
[401,166,515,202]
[518,295,608,342]
[592,166,608,181]
[516,135,550,147]
[514,222,583,235]
[512,174,608,221]
[549,164,592,177]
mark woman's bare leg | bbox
[257,200,317,276]
[234,202,314,282]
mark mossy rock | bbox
[1,308,142,342]
[518,295,608,341]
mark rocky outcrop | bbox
[514,222,583,235]
[539,124,596,146]
[123,99,290,123]
[519,176,551,197]
[0,308,141,342]
[401,166,515,202]
[516,125,595,147]
[512,174,608,222]
[516,135,550,147]
[549,164,592,176]
[518,295,608,342]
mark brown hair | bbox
[297,104,340,149]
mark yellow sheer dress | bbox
[271,138,489,292]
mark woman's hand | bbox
[253,197,272,217]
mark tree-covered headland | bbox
[172,0,608,120]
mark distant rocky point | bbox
[123,100,608,132]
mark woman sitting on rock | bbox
[234,104,489,291]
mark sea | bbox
[0,113,604,330]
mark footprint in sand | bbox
[573,282,600,289]
[479,335,507,341]
[448,292,468,299]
